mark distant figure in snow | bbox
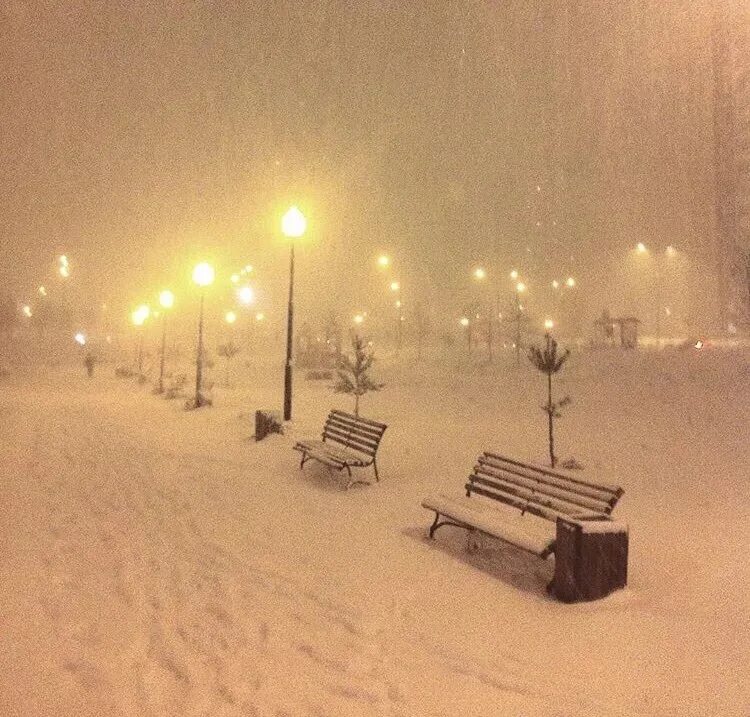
[84,352,96,378]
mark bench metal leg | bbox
[467,529,484,553]
[372,459,380,482]
[299,452,309,470]
[428,512,467,539]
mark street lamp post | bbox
[390,281,402,350]
[192,263,215,408]
[513,280,526,366]
[157,290,174,393]
[282,206,306,421]
[473,267,494,363]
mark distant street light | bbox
[377,254,390,268]
[636,242,648,254]
[131,304,150,374]
[238,286,255,305]
[225,310,237,324]
[192,263,215,408]
[22,305,32,318]
[282,206,306,421]
[512,279,527,365]
[544,318,555,332]
[156,290,175,394]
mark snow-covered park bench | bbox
[293,410,387,489]
[422,453,627,600]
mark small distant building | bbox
[594,311,641,349]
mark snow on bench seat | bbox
[421,493,555,557]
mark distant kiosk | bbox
[594,310,640,349]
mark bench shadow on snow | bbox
[401,525,555,600]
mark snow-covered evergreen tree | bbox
[528,334,571,468]
[333,335,384,417]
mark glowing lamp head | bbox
[566,276,576,288]
[225,310,237,324]
[377,255,390,268]
[544,319,554,331]
[353,314,364,325]
[192,262,215,288]
[74,332,86,346]
[132,304,150,327]
[238,286,255,305]
[552,280,560,289]
[636,242,648,254]
[460,317,470,327]
[159,290,175,309]
[474,267,486,280]
[255,312,265,322]
[516,281,526,293]
[59,265,70,278]
[230,273,240,284]
[39,286,47,296]
[694,339,704,349]
[22,305,32,318]
[281,206,306,238]
[666,245,676,257]
[510,269,519,280]
[390,281,400,292]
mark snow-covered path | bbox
[1,352,748,716]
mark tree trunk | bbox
[354,393,360,417]
[548,370,556,467]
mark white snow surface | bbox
[1,347,749,716]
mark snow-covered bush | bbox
[333,335,384,417]
[164,373,187,400]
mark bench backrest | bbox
[323,410,387,458]
[466,452,623,523]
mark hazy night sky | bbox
[0,1,721,331]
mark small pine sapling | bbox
[217,341,240,387]
[528,334,571,468]
[333,335,384,417]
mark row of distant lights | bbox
[131,265,265,329]
[474,266,576,291]
[636,243,677,257]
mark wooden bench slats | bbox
[473,464,613,514]
[466,482,569,523]
[330,410,387,432]
[478,455,618,506]
[326,414,385,440]
[468,473,600,518]
[482,453,622,500]
[323,425,379,455]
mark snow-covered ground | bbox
[1,345,748,716]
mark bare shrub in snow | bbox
[217,341,240,386]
